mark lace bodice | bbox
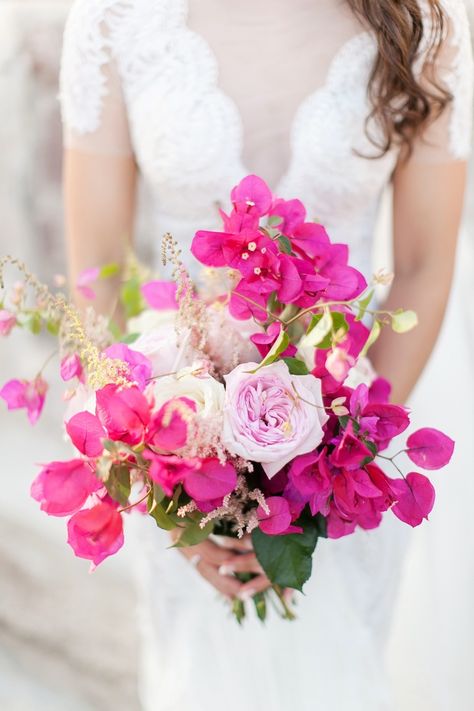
[60,0,473,278]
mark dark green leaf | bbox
[277,235,293,254]
[313,512,328,539]
[252,519,320,591]
[104,464,131,507]
[338,415,350,429]
[282,357,310,375]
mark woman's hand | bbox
[169,531,272,600]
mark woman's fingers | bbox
[198,560,242,599]
[238,574,272,599]
[210,534,253,552]
[172,533,270,600]
[218,552,264,576]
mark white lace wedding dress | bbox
[59,1,473,709]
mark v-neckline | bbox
[181,0,372,194]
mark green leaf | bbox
[121,332,140,345]
[107,319,123,341]
[26,312,42,335]
[148,499,177,531]
[305,308,332,346]
[355,289,374,321]
[391,309,418,334]
[251,329,289,372]
[314,512,328,539]
[46,319,60,336]
[277,235,292,254]
[253,592,267,622]
[120,275,144,319]
[338,414,350,430]
[166,484,183,514]
[317,312,348,349]
[104,464,131,507]
[99,262,120,279]
[173,519,214,547]
[252,519,320,592]
[152,482,165,505]
[281,357,310,375]
[360,319,381,357]
[267,215,282,227]
[232,598,246,625]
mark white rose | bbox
[130,310,194,377]
[151,364,225,419]
[128,308,176,335]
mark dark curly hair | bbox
[347,0,453,156]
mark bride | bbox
[60,1,472,709]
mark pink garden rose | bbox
[67,501,124,567]
[222,361,328,478]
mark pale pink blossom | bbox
[222,361,328,478]
[0,309,16,336]
[0,375,48,424]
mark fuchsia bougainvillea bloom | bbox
[67,501,124,567]
[0,375,48,424]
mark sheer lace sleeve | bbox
[411,0,473,163]
[59,0,133,156]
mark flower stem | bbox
[118,487,151,513]
[271,585,296,620]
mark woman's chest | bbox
[117,0,398,224]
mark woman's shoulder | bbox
[64,0,133,44]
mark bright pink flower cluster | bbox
[0,174,456,602]
[253,381,454,537]
[43,371,238,567]
[191,175,367,321]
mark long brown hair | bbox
[347,0,452,157]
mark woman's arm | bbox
[64,149,137,318]
[369,158,467,404]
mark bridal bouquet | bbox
[0,175,454,622]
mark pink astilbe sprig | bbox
[198,475,270,538]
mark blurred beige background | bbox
[0,1,473,710]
